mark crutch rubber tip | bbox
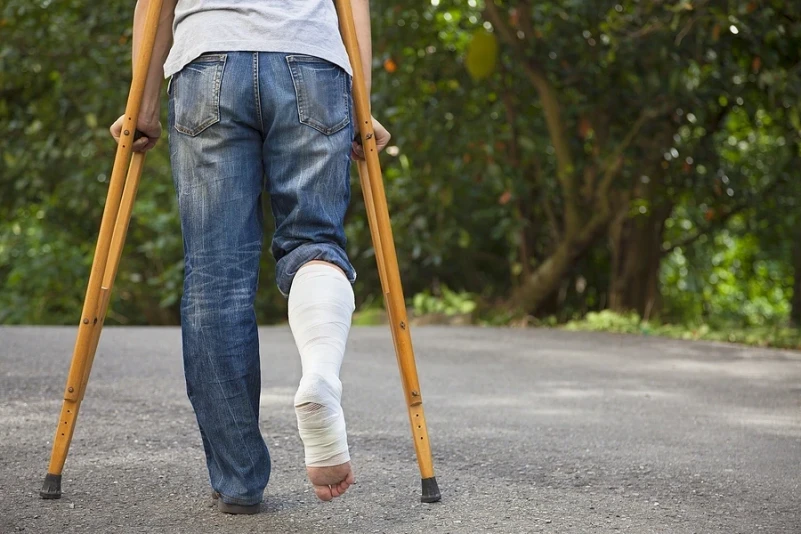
[40,473,62,499]
[420,477,441,503]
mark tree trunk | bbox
[791,236,801,327]
[607,206,671,319]
[509,242,573,311]
[485,3,661,316]
[509,210,612,313]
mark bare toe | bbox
[307,462,354,501]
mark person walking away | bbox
[110,0,391,514]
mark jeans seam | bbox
[205,346,261,494]
[343,74,350,130]
[286,57,306,130]
[253,53,263,135]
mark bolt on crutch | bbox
[335,0,442,503]
[40,0,165,500]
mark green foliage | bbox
[412,286,477,317]
[351,295,387,326]
[565,311,801,351]
[1,0,800,339]
[565,310,645,334]
[0,0,177,324]
[0,0,286,325]
[0,206,91,323]
[662,227,792,328]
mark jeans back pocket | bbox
[172,53,227,137]
[286,55,350,135]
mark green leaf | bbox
[790,108,801,133]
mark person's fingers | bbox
[109,114,128,144]
[132,137,147,152]
[377,132,390,150]
[352,117,393,158]
[145,134,160,151]
[351,141,365,161]
[131,135,162,152]
[109,124,122,144]
[379,133,391,151]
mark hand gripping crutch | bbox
[335,0,441,503]
[40,0,164,499]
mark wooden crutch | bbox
[335,0,442,503]
[40,0,164,499]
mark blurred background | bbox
[2,1,800,348]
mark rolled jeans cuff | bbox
[276,242,356,297]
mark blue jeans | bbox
[168,51,356,505]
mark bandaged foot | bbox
[294,374,355,500]
[288,262,355,501]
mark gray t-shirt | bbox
[163,0,352,78]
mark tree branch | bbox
[602,103,672,177]
[516,0,536,41]
[588,103,672,221]
[484,1,580,235]
[532,156,561,244]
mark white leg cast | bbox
[288,263,354,467]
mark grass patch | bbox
[563,310,801,350]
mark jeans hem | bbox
[216,491,264,507]
[276,242,356,297]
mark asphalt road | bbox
[1,326,799,533]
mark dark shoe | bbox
[211,491,261,515]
